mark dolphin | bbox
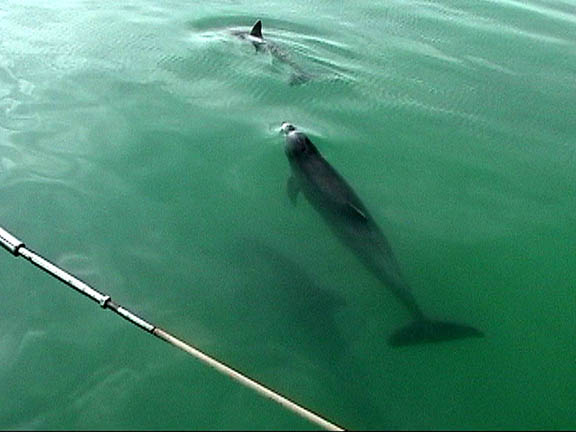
[280,122,483,346]
[232,20,311,85]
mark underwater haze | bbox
[1,0,576,429]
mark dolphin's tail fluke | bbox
[388,319,483,347]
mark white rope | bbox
[153,328,344,431]
[0,226,345,431]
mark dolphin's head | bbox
[281,122,318,157]
[280,122,297,135]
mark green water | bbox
[1,0,576,429]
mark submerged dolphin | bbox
[232,20,311,85]
[280,122,483,346]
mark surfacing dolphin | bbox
[280,122,483,347]
[232,20,311,85]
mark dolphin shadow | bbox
[214,235,348,362]
[210,235,385,427]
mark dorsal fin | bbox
[250,20,263,38]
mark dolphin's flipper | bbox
[250,20,263,38]
[388,320,483,347]
[287,176,300,206]
[343,202,368,223]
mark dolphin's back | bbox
[286,134,421,315]
[295,154,367,216]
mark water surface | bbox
[1,0,575,429]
